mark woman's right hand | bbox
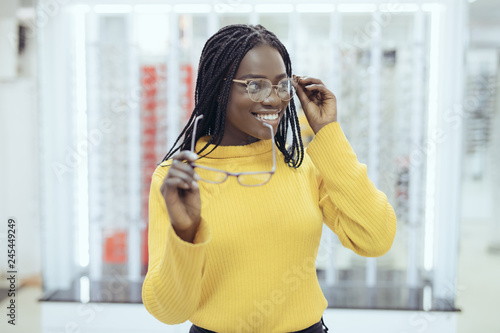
[160,151,201,242]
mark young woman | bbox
[142,24,397,333]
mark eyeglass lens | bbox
[247,78,295,102]
[195,168,272,186]
[237,173,272,186]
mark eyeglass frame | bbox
[189,114,276,187]
[231,77,296,103]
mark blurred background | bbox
[0,0,499,332]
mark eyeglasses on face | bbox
[232,77,296,103]
[189,114,276,187]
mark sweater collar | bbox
[195,135,273,159]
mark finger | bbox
[172,150,199,163]
[295,76,334,100]
[168,167,199,186]
[295,76,325,86]
[296,84,321,109]
[171,159,199,180]
[165,177,190,191]
[294,75,323,96]
[293,75,312,105]
[303,84,336,100]
[165,176,199,191]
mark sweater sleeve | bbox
[306,122,397,257]
[141,166,212,324]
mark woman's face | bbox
[219,45,290,146]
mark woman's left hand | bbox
[293,75,338,134]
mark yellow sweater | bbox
[142,121,397,332]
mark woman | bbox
[142,24,397,333]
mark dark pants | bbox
[189,316,330,333]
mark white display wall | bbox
[38,0,467,313]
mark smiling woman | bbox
[222,45,292,145]
[161,24,305,167]
[141,24,397,333]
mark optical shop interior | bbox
[1,0,499,332]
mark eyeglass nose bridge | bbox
[260,84,282,102]
[261,82,294,103]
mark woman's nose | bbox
[262,87,282,106]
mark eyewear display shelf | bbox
[39,268,459,312]
[38,2,465,332]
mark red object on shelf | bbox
[140,64,166,269]
[104,231,127,263]
[180,64,194,122]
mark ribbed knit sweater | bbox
[142,121,397,332]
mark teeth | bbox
[254,113,279,121]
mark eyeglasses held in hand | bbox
[189,115,276,187]
[232,77,296,103]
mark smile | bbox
[252,113,280,121]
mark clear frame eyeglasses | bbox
[189,114,276,187]
[232,77,296,103]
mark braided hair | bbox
[159,24,304,168]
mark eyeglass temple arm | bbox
[191,114,204,152]
[262,122,276,172]
[232,78,288,87]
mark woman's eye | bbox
[278,81,290,91]
[248,81,262,91]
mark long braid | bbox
[159,24,304,168]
